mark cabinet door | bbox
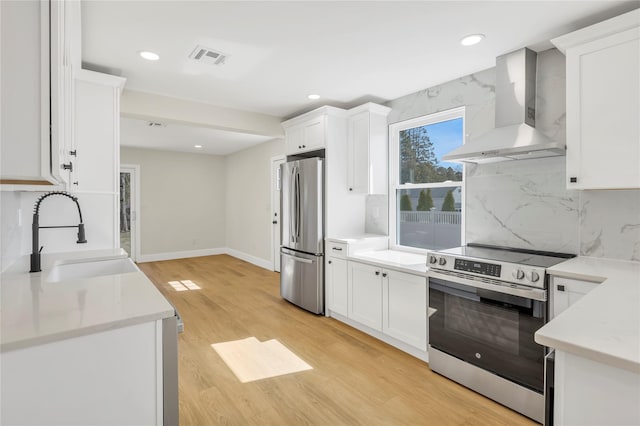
[72,71,124,193]
[552,277,599,318]
[326,257,348,317]
[566,27,640,189]
[303,115,326,151]
[347,111,370,193]
[348,262,382,330]
[0,0,50,183]
[383,270,427,350]
[285,125,305,155]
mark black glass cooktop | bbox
[436,244,575,268]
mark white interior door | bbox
[120,165,140,261]
[271,156,285,272]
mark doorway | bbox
[271,155,285,272]
[120,165,140,261]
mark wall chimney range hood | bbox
[443,48,565,163]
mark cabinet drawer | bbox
[326,241,347,259]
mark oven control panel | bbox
[454,259,501,277]
[427,252,547,289]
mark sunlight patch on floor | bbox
[211,337,313,383]
[168,280,201,291]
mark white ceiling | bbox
[120,117,273,155]
[82,1,638,154]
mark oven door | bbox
[428,270,547,393]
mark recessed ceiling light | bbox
[194,145,203,149]
[460,34,485,46]
[307,94,320,100]
[139,51,160,61]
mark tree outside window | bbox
[390,107,465,251]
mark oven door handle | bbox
[429,281,480,302]
[428,270,547,302]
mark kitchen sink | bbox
[47,258,139,283]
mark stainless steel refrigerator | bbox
[280,157,324,314]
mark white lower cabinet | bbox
[344,260,427,355]
[326,256,348,317]
[1,321,163,425]
[383,270,427,351]
[551,276,599,318]
[348,262,383,330]
[554,350,640,425]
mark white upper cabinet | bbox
[552,10,640,190]
[282,107,345,155]
[346,103,391,194]
[0,0,80,187]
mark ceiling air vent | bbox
[189,45,227,66]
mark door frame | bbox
[270,155,286,272]
[120,164,141,262]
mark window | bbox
[389,107,465,251]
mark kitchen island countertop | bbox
[535,256,640,372]
[0,249,174,352]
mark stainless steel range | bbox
[426,244,573,423]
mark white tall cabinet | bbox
[71,70,126,250]
[552,9,640,189]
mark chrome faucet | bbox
[30,191,87,273]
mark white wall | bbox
[224,139,284,266]
[120,147,226,261]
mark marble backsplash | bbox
[365,194,388,235]
[579,190,640,261]
[465,157,579,254]
[384,48,639,261]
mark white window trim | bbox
[388,106,466,253]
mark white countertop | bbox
[349,250,428,276]
[325,234,388,243]
[535,256,640,373]
[1,249,174,352]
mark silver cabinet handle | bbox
[332,247,343,251]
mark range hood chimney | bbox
[443,48,565,163]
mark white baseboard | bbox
[137,248,227,263]
[137,247,273,271]
[225,248,273,271]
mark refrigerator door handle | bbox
[289,166,297,244]
[281,251,314,264]
[295,169,301,242]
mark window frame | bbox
[388,106,466,253]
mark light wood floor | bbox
[138,255,538,426]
